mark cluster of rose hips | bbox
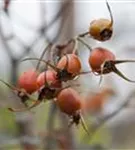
[1,1,135,134]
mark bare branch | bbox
[20,0,71,59]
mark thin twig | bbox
[35,43,53,71]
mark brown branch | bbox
[43,1,76,150]
[46,1,72,44]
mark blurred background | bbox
[1,0,135,149]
